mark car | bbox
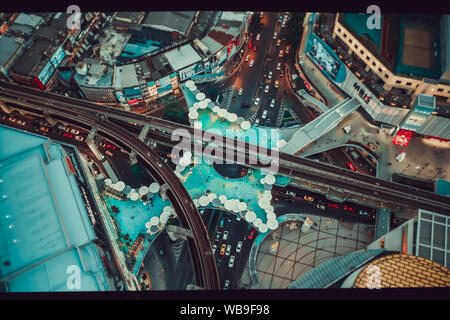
[256,33,261,41]
[105,150,114,157]
[223,280,230,290]
[274,80,279,88]
[278,15,283,21]
[277,39,281,46]
[328,203,339,209]
[264,84,269,93]
[225,245,231,256]
[304,195,314,202]
[248,229,256,240]
[223,231,228,241]
[285,47,290,54]
[75,135,84,142]
[281,21,286,28]
[316,204,326,210]
[268,71,273,79]
[238,88,243,95]
[215,232,221,241]
[254,118,260,126]
[273,32,277,39]
[219,217,225,227]
[277,63,281,70]
[62,132,72,138]
[220,244,226,255]
[217,258,222,268]
[70,128,80,135]
[16,119,26,126]
[346,161,355,171]
[40,126,50,132]
[212,243,217,254]
[270,99,275,108]
[254,97,260,106]
[8,116,16,123]
[253,46,257,52]
[249,60,254,67]
[236,241,243,253]
[359,210,369,216]
[245,55,250,62]
[228,255,235,268]
[279,50,284,57]
[262,110,268,119]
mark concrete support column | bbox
[0,99,12,114]
[87,127,98,142]
[129,125,150,164]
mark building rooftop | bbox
[0,125,110,292]
[218,12,247,28]
[14,13,44,29]
[114,63,139,88]
[353,254,450,288]
[114,11,145,24]
[142,11,197,35]
[0,36,23,67]
[164,43,202,72]
[11,38,54,76]
[199,36,223,55]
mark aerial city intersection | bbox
[0,10,449,295]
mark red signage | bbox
[393,129,414,147]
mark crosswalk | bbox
[219,84,236,110]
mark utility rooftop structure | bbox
[142,11,198,37]
[0,125,110,292]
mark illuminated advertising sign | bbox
[115,90,126,103]
[307,33,346,82]
[50,46,66,68]
[401,112,427,131]
[393,129,414,147]
[157,75,172,93]
[147,81,157,96]
[38,61,56,86]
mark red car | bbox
[328,203,339,209]
[248,229,256,240]
[346,161,355,171]
[62,132,73,138]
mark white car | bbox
[254,118,260,126]
[256,33,261,41]
[16,119,26,126]
[274,80,279,88]
[70,128,80,135]
[238,88,243,95]
[236,241,243,253]
[225,245,231,256]
[245,55,250,62]
[279,50,284,57]
[249,60,254,67]
[268,71,273,79]
[277,39,281,46]
[273,32,277,39]
[228,256,235,268]
[223,230,228,241]
[264,85,269,93]
[277,63,281,70]
[224,280,230,290]
[270,99,275,108]
[254,97,260,106]
[212,243,217,254]
[75,135,84,142]
[262,110,268,119]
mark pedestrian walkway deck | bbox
[280,98,361,154]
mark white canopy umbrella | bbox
[263,191,272,200]
[179,157,191,167]
[160,213,170,224]
[198,100,208,109]
[237,117,245,124]
[259,224,268,233]
[129,192,139,201]
[104,178,112,187]
[259,178,266,185]
[149,216,160,226]
[199,195,210,207]
[188,110,199,120]
[145,222,151,229]
[149,182,160,194]
[266,212,276,221]
[224,199,234,211]
[196,92,206,101]
[212,198,221,207]
[265,206,274,214]
[227,113,238,123]
[138,186,149,196]
[240,121,251,130]
[149,225,159,233]
[208,193,217,201]
[204,97,211,104]
[193,199,200,207]
[245,211,256,223]
[115,181,126,192]
[258,197,270,208]
[218,108,228,118]
[189,85,197,92]
[193,102,199,109]
[238,201,248,211]
[185,80,195,87]
[219,195,227,204]
[212,106,220,113]
[254,218,262,228]
[264,174,276,185]
[267,218,279,230]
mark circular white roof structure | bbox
[179,157,191,167]
[227,113,238,122]
[219,195,227,204]
[149,225,159,233]
[160,213,169,224]
[265,206,274,214]
[259,224,268,233]
[193,198,200,207]
[145,222,151,229]
[193,102,199,109]
[237,117,244,124]
[212,106,220,113]
[263,190,273,200]
[189,85,197,92]
[129,192,139,201]
[149,182,160,194]
[260,178,266,185]
[188,110,199,120]
[258,197,270,208]
[266,212,276,221]
[245,211,256,223]
[204,97,211,104]
[254,218,262,228]
[198,100,208,109]
[238,202,248,211]
[218,108,228,118]
[104,178,112,187]
[115,181,126,192]
[196,92,206,101]
[212,198,221,207]
[185,80,195,87]
[149,216,160,226]
[199,195,210,207]
[208,193,217,201]
[264,174,276,185]
[138,186,149,195]
[240,121,251,130]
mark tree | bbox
[248,13,261,33]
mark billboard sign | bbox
[50,46,66,68]
[38,61,56,86]
[307,33,346,82]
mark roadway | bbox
[1,80,450,215]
